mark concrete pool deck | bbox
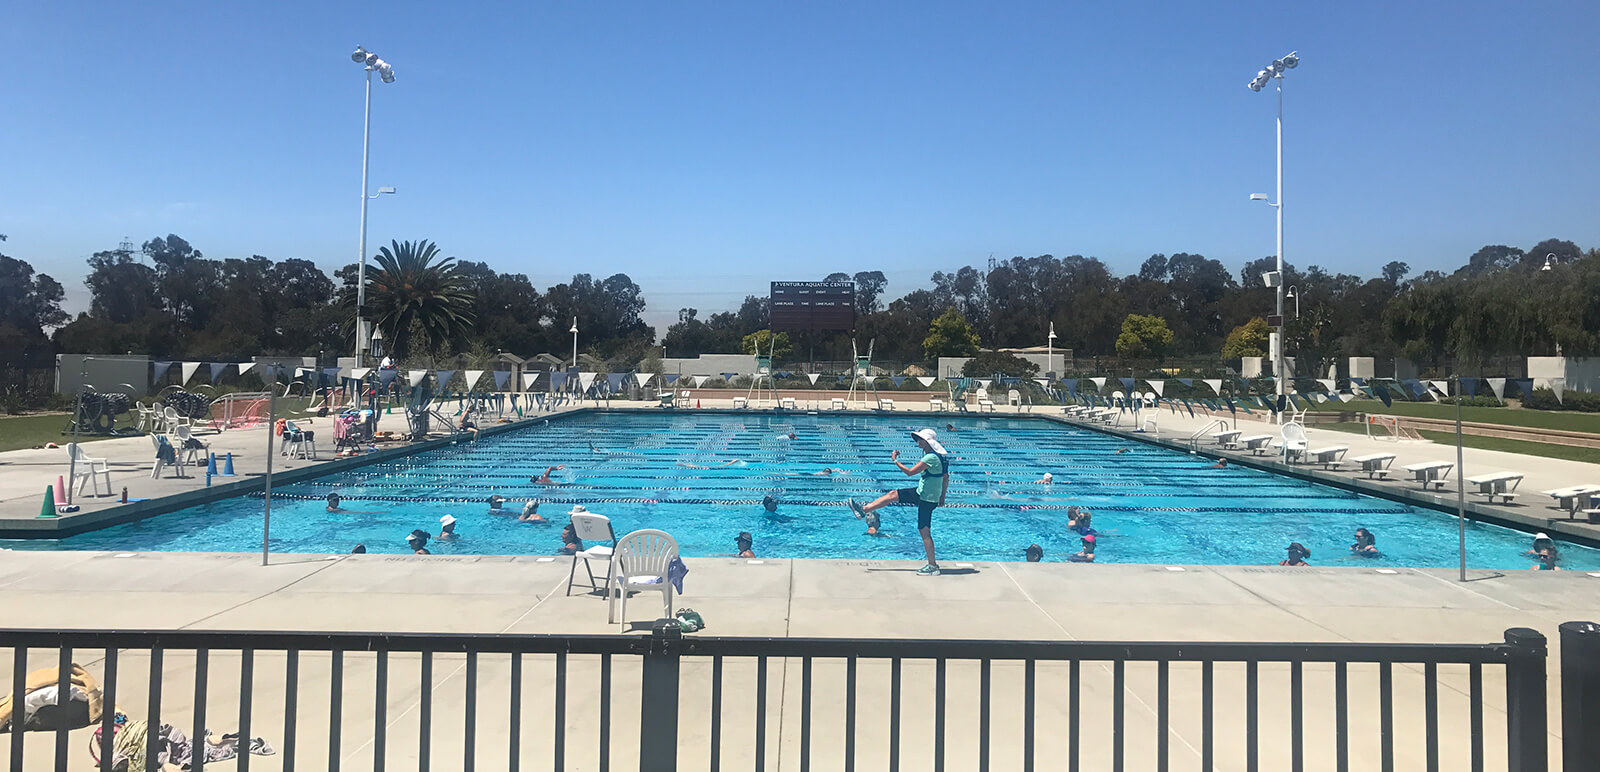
[0,550,1593,769]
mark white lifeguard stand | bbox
[745,331,778,408]
[844,339,881,410]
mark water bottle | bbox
[120,487,128,503]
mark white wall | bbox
[55,355,149,396]
[1348,357,1375,380]
[661,354,759,376]
[1528,357,1600,392]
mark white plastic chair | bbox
[67,443,111,496]
[163,406,190,433]
[174,424,207,465]
[567,513,618,596]
[1007,389,1022,407]
[607,529,679,629]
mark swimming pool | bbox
[12,413,1598,569]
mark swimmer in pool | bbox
[944,424,958,432]
[1033,472,1054,484]
[1208,458,1228,469]
[1350,528,1379,556]
[438,515,459,540]
[1025,544,1044,563]
[520,501,547,523]
[1067,534,1097,562]
[559,523,583,555]
[458,413,479,441]
[1067,507,1093,534]
[1279,542,1310,567]
[816,467,843,475]
[406,529,431,555]
[681,459,740,469]
[487,494,509,513]
[534,465,566,484]
[1114,448,1131,455]
[762,495,779,513]
[1531,548,1562,571]
[1523,533,1557,559]
[864,509,884,537]
[736,531,756,558]
[326,493,343,512]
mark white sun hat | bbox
[441,514,457,527]
[910,428,947,455]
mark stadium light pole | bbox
[352,45,396,369]
[1249,51,1298,417]
[570,318,580,370]
[1047,322,1057,379]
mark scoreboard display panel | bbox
[770,281,856,331]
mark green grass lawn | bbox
[0,413,127,453]
[1312,399,1600,434]
[1314,420,1600,464]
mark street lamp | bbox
[1046,322,1058,379]
[1248,50,1298,419]
[1285,285,1300,318]
[1542,253,1559,272]
[351,45,397,369]
[570,318,580,370]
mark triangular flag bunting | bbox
[349,367,371,381]
[918,376,935,387]
[635,372,654,388]
[1118,377,1136,392]
[522,373,540,390]
[181,362,201,384]
[1203,379,1222,395]
[494,370,512,390]
[1460,377,1479,400]
[664,373,681,385]
[1177,378,1193,387]
[607,373,627,392]
[1317,379,1335,393]
[1090,377,1107,390]
[1428,380,1450,400]
[1511,378,1534,399]
[806,373,821,385]
[1551,377,1566,405]
[379,369,399,387]
[436,370,456,388]
[891,376,905,386]
[550,372,568,390]
[236,361,254,376]
[1487,378,1506,402]
[208,363,229,383]
[464,370,485,390]
[1149,381,1165,397]
[409,370,427,387]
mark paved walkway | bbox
[0,551,1591,770]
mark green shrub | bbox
[1523,388,1600,412]
[1436,396,1505,408]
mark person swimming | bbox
[1279,542,1310,567]
[1067,507,1093,534]
[520,501,547,523]
[736,531,756,558]
[1531,547,1562,571]
[1523,533,1557,559]
[487,495,509,513]
[326,493,343,512]
[1024,544,1044,562]
[680,459,741,470]
[944,424,958,432]
[534,465,566,484]
[406,529,431,555]
[1350,528,1379,556]
[1034,472,1054,484]
[1208,458,1228,469]
[864,509,884,536]
[438,515,459,540]
[1067,534,1097,562]
[762,495,779,513]
[351,544,367,554]
[1114,448,1131,455]
[559,523,583,555]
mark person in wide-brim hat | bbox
[847,428,951,576]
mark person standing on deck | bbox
[849,428,950,576]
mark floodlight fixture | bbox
[1543,253,1559,272]
[377,186,396,195]
[1250,193,1269,201]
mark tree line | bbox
[3,233,1597,399]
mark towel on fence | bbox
[668,556,689,593]
[0,663,103,732]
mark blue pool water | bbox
[12,413,1598,569]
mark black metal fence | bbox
[2,622,1593,772]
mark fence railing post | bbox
[640,619,683,772]
[1503,627,1548,772]
[1560,621,1600,770]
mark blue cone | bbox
[222,452,237,476]
[207,453,219,476]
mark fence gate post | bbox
[640,619,683,772]
[1503,627,1548,772]
[1560,621,1600,769]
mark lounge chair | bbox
[877,398,896,411]
[1237,434,1274,454]
[1212,429,1243,448]
[1351,452,1396,479]
[67,443,111,497]
[1402,460,1454,490]
[566,512,617,596]
[1465,471,1524,504]
[607,529,679,629]
[1543,485,1600,514]
[1306,446,1349,470]
[976,389,996,413]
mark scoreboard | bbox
[770,281,856,332]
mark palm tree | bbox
[350,240,476,359]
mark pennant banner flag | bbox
[494,370,511,390]
[323,367,342,385]
[550,372,568,391]
[1511,378,1534,399]
[408,370,427,386]
[1118,377,1136,392]
[1090,377,1107,390]
[1203,379,1222,395]
[918,376,935,387]
[379,369,399,387]
[464,370,485,390]
[1317,378,1336,393]
[1551,377,1567,405]
[1487,377,1506,402]
[522,373,539,390]
[607,373,627,393]
[635,372,653,388]
[1035,379,1050,389]
[181,362,202,384]
[891,376,905,386]
[1429,380,1450,399]
[664,373,681,385]
[1376,385,1393,407]
[348,367,370,382]
[1064,380,1078,394]
[209,363,230,383]
[578,372,597,390]
[261,364,283,383]
[720,372,738,383]
[806,373,821,385]
[1402,379,1426,399]
[236,361,254,376]
[1150,381,1165,397]
[1460,377,1479,399]
[436,370,457,388]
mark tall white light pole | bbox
[570,318,580,370]
[1249,51,1297,415]
[352,45,396,368]
[1047,322,1057,379]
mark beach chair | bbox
[1402,460,1454,490]
[1465,471,1523,504]
[1273,424,1309,463]
[1351,453,1396,479]
[1237,434,1274,454]
[1212,429,1243,448]
[674,390,692,408]
[67,443,112,496]
[1305,446,1349,470]
[1543,485,1600,514]
[607,529,679,629]
[566,512,618,596]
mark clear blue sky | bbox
[4,1,1597,334]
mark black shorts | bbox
[894,488,939,530]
